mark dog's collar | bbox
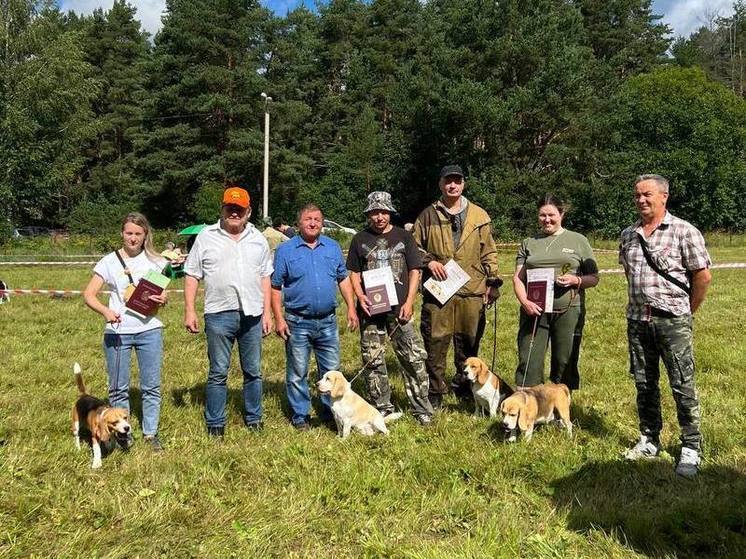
[97,407,110,420]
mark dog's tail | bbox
[73,362,87,395]
[383,412,403,423]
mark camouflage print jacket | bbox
[413,199,499,297]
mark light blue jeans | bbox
[204,311,263,427]
[285,312,340,425]
[103,328,163,436]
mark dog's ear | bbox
[518,393,537,432]
[95,415,111,442]
[477,361,489,385]
[330,373,347,399]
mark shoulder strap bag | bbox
[636,232,691,296]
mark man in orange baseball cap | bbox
[222,186,250,209]
[184,184,273,437]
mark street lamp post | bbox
[260,92,272,221]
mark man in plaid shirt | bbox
[619,174,712,478]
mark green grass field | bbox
[1,246,745,558]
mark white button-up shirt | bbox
[185,221,273,316]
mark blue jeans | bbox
[103,328,163,436]
[285,312,340,425]
[204,311,263,427]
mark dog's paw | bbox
[91,460,102,469]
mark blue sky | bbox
[58,1,736,38]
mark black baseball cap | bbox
[439,164,464,179]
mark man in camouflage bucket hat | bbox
[346,191,434,425]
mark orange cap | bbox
[222,187,250,208]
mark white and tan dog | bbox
[500,383,572,442]
[316,370,402,439]
[463,356,513,417]
[71,363,131,468]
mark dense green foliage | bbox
[2,0,746,240]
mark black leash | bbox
[348,320,403,385]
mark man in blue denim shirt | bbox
[271,203,358,430]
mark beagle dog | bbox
[500,383,572,442]
[0,279,8,304]
[463,357,514,417]
[316,370,402,439]
[71,363,131,468]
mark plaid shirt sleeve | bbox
[681,226,712,271]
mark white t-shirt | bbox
[184,221,273,316]
[93,250,167,334]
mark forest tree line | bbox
[2,0,746,240]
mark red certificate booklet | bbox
[125,271,170,318]
[365,284,392,315]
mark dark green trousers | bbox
[515,306,583,389]
[420,294,486,396]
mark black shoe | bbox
[415,414,433,427]
[245,422,264,432]
[116,433,133,451]
[451,380,473,401]
[428,393,443,410]
[207,426,225,438]
[380,408,396,418]
[293,421,311,431]
[144,435,164,452]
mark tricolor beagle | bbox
[71,363,131,468]
[463,357,514,418]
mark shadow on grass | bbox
[570,404,615,440]
[551,460,746,558]
[170,378,338,431]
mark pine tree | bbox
[136,0,272,224]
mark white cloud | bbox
[660,0,735,37]
[59,1,166,36]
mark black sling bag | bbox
[636,233,691,296]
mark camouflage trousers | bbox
[360,313,434,418]
[627,315,702,451]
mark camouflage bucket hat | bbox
[364,191,397,214]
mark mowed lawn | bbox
[1,246,745,558]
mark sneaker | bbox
[144,435,164,452]
[428,393,443,410]
[245,422,264,432]
[675,447,701,479]
[207,426,225,439]
[293,421,311,431]
[415,414,433,427]
[380,408,396,418]
[623,435,660,460]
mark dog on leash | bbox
[463,356,514,417]
[316,370,402,439]
[71,363,131,468]
[500,383,572,442]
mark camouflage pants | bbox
[360,313,434,417]
[627,315,702,451]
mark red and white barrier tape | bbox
[0,261,97,266]
[2,263,745,298]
